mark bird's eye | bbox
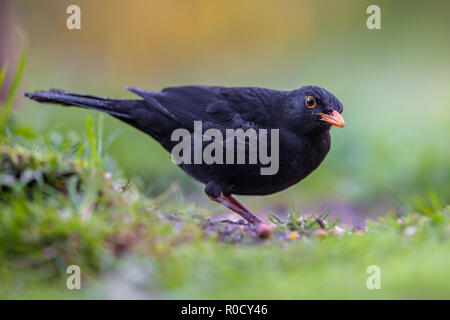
[305,96,317,108]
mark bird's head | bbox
[285,85,345,134]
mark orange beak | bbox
[318,110,345,128]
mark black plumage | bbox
[24,85,345,228]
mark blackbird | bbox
[24,85,344,227]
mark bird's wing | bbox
[126,86,282,131]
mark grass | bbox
[0,58,449,299]
[0,138,448,299]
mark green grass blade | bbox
[97,114,104,160]
[0,50,27,137]
[86,115,99,167]
[5,51,27,107]
[0,65,7,91]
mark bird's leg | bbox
[221,194,263,225]
[209,193,262,225]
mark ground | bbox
[0,140,449,299]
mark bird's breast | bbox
[225,130,332,195]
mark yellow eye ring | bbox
[305,96,317,108]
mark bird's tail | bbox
[23,89,132,119]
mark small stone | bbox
[256,223,273,238]
[404,226,417,237]
[314,229,328,238]
[332,226,345,236]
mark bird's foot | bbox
[207,188,272,238]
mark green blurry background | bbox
[2,0,449,225]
